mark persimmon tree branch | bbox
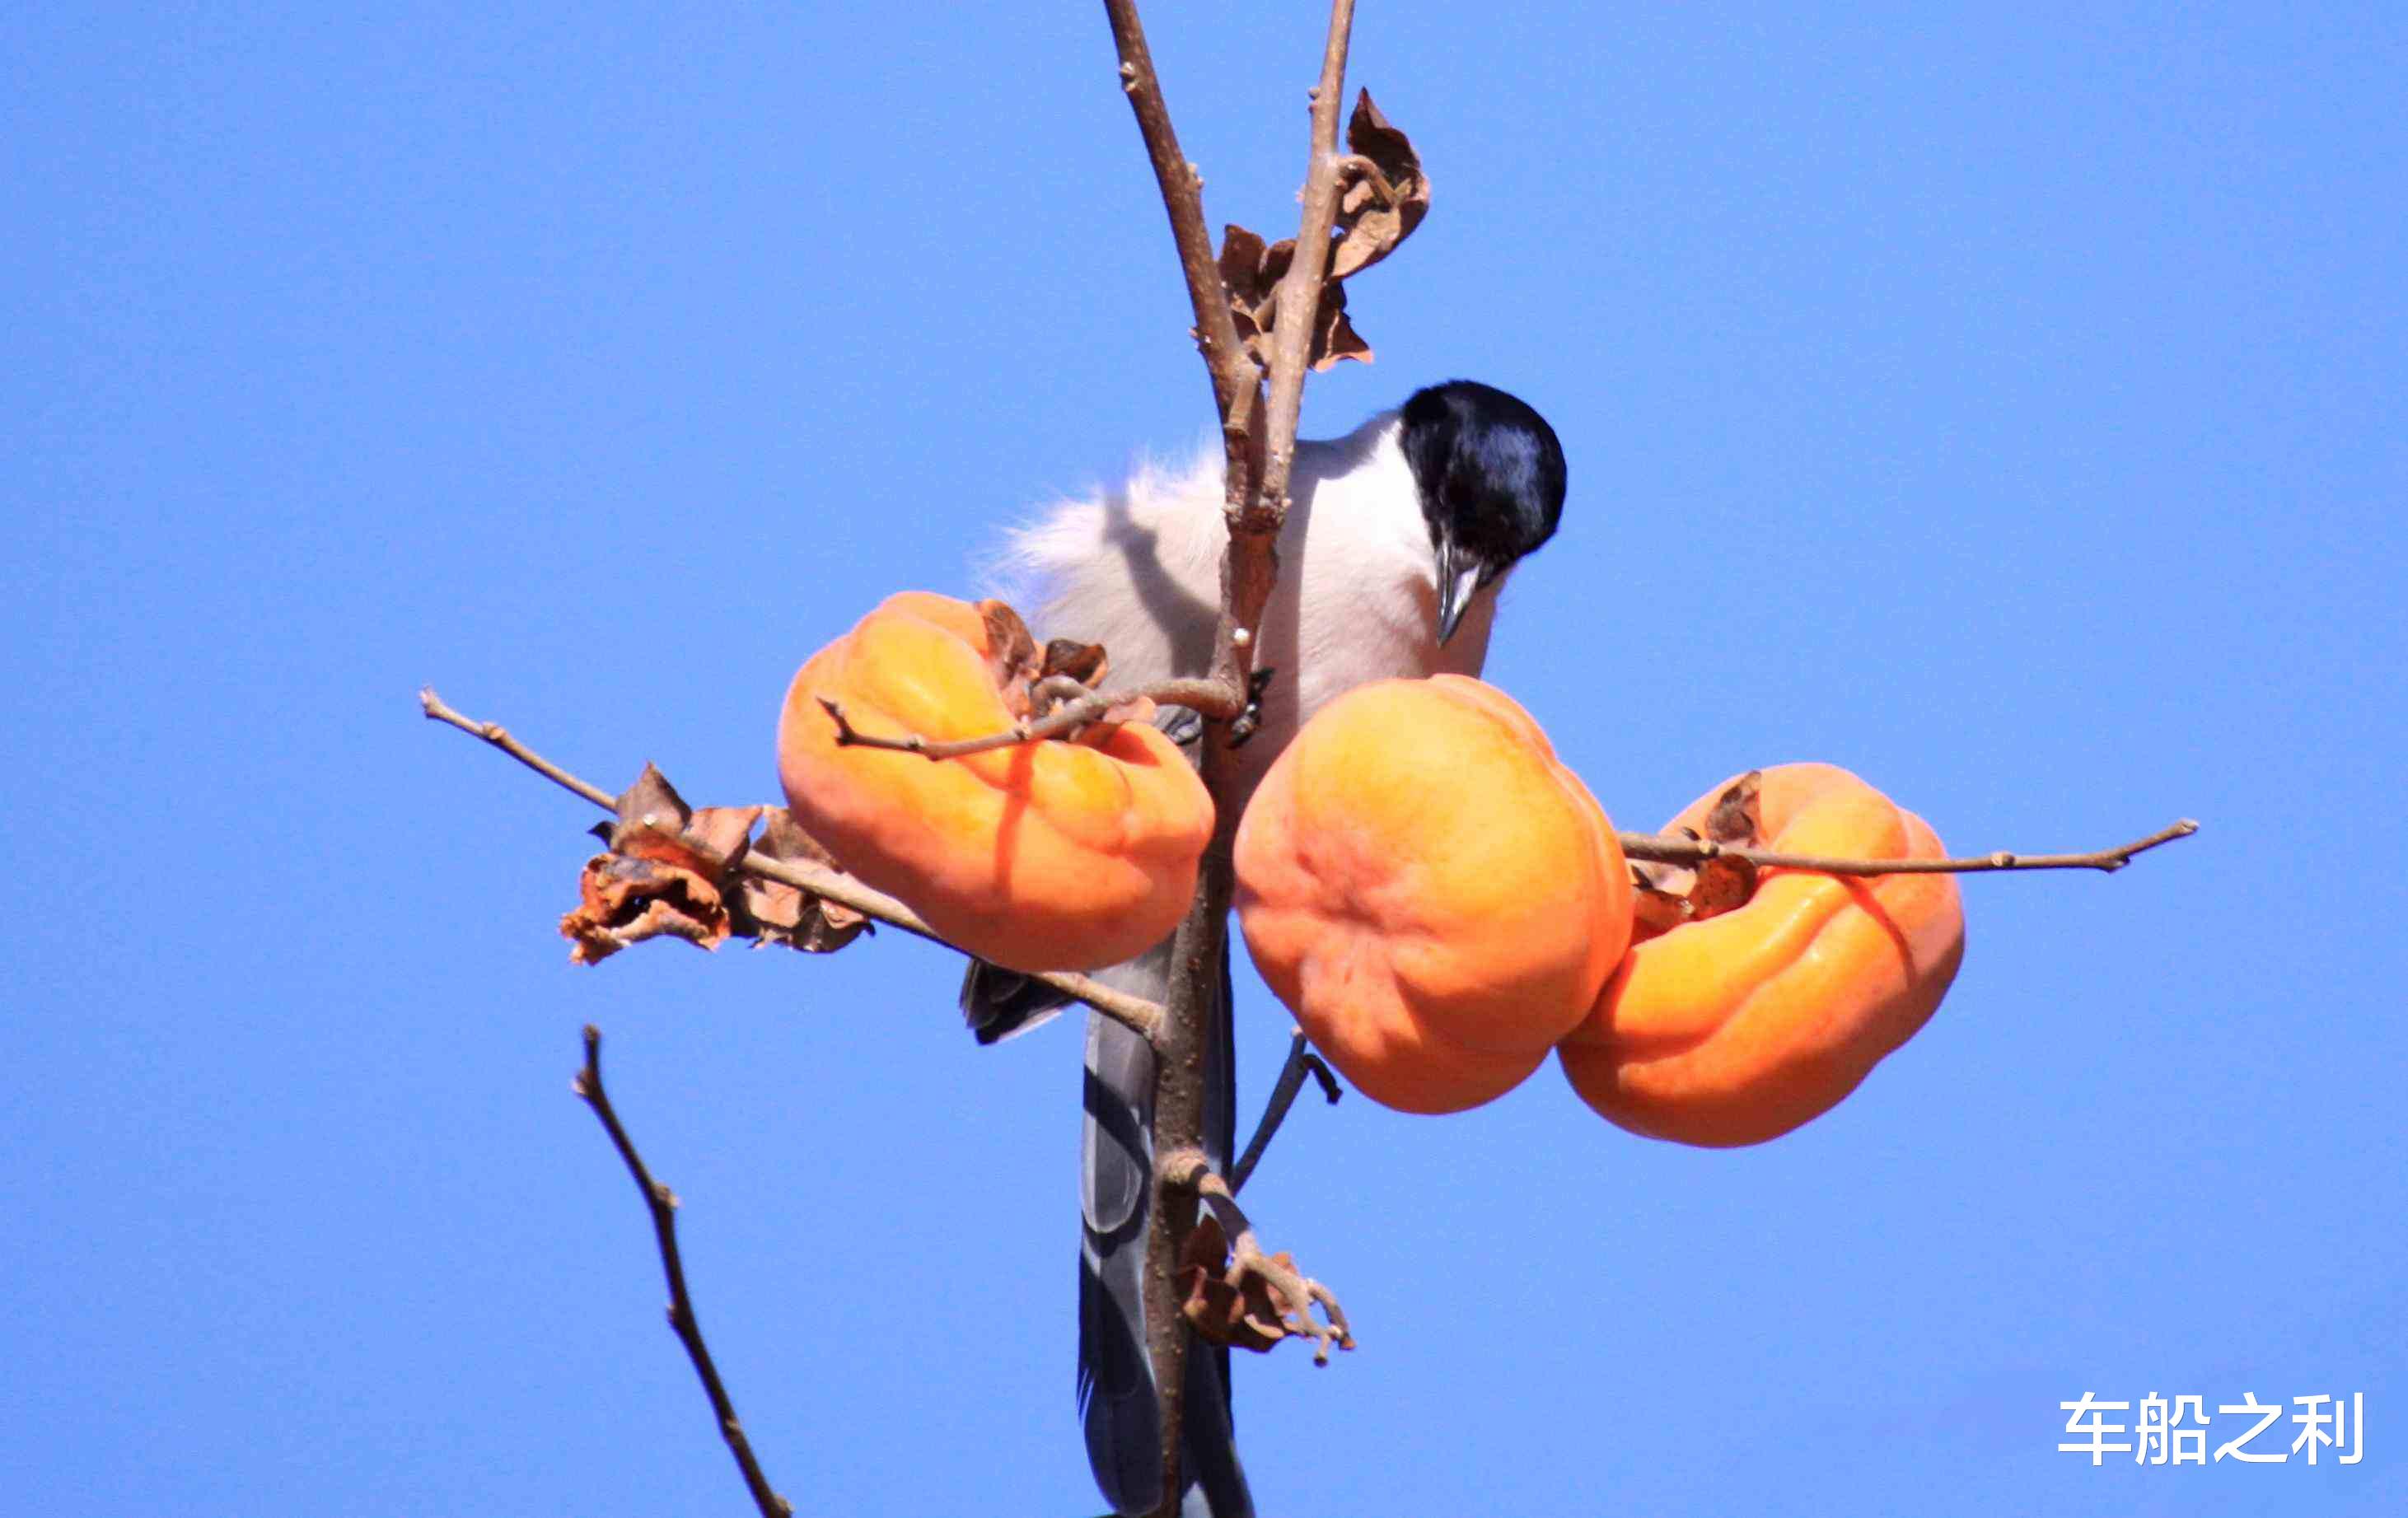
[1103,2,1368,1509]
[816,673,1244,759]
[1101,0,1265,516]
[1617,818,2200,876]
[572,1025,793,1518]
[1255,0,1358,535]
[418,687,1164,1041]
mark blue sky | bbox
[7,3,2401,1514]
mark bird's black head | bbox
[1397,380,1567,644]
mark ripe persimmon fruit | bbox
[1234,675,1633,1114]
[776,592,1213,974]
[1559,763,1965,1147]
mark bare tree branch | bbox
[420,688,1165,1043]
[1100,0,1265,506]
[421,686,619,810]
[1618,818,2200,876]
[816,673,1243,760]
[1097,2,1371,1507]
[572,1025,793,1518]
[1255,0,1359,538]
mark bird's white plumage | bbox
[994,409,1502,808]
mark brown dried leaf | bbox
[1686,854,1759,922]
[1177,1215,1293,1355]
[739,809,872,954]
[1704,771,1764,847]
[1213,225,1372,371]
[1217,223,1279,373]
[684,806,761,868]
[615,763,692,838]
[975,598,1045,717]
[561,852,732,965]
[1308,280,1372,371]
[1175,1212,1333,1357]
[560,768,772,963]
[1330,90,1428,281]
[1218,223,1272,306]
[1041,638,1110,687]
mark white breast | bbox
[994,411,1503,810]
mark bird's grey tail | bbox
[973,936,1237,1517]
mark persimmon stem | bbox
[418,688,1166,1043]
[1228,1027,1343,1197]
[1162,1148,1355,1366]
[816,675,1242,761]
[573,1026,794,1518]
[1616,818,2200,876]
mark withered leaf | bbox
[562,768,762,963]
[562,852,732,965]
[739,809,871,954]
[1040,638,1110,687]
[1704,771,1764,847]
[1329,90,1428,281]
[1308,279,1371,371]
[1216,223,1279,374]
[1213,224,1373,372]
[977,598,1045,716]
[1177,1215,1293,1355]
[616,763,692,838]
[1686,854,1759,922]
[1218,223,1272,308]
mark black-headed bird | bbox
[966,380,1567,1518]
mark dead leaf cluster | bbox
[559,765,867,964]
[1177,1212,1355,1363]
[1215,90,1427,374]
[1629,770,1765,938]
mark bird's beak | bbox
[1434,537,1486,647]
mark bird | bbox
[966,380,1568,1518]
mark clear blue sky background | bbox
[8,4,2401,1515]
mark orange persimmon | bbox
[776,592,1213,974]
[1233,675,1633,1114]
[1559,763,1965,1147]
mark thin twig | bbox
[1163,1148,1354,1366]
[420,688,1165,1042]
[421,687,618,810]
[1100,0,1265,487]
[1617,818,2200,876]
[1254,0,1359,537]
[1229,1027,1342,1197]
[816,675,1241,761]
[573,1026,793,1518]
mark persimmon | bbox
[1233,675,1633,1114]
[1559,764,1965,1147]
[776,592,1213,974]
